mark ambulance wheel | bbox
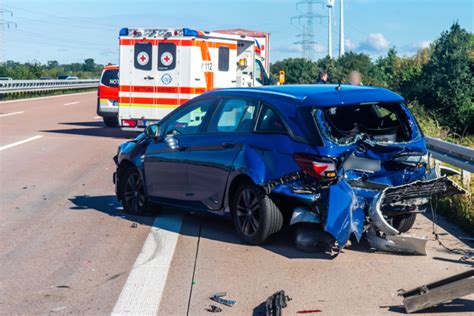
[120,168,150,215]
[392,213,417,233]
[103,116,118,127]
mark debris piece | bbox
[22,186,27,189]
[297,310,322,314]
[367,228,427,255]
[56,285,70,289]
[51,306,66,312]
[206,305,222,313]
[266,290,291,316]
[399,270,474,313]
[210,292,236,307]
[130,222,138,228]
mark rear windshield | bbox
[101,69,119,87]
[315,103,414,145]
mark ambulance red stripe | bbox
[119,97,189,105]
[120,85,208,94]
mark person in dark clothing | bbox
[315,71,328,84]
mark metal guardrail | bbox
[0,79,99,94]
[426,136,474,173]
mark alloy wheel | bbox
[236,188,261,236]
[124,172,145,213]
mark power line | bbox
[291,0,328,61]
[0,0,17,64]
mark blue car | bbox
[113,85,461,251]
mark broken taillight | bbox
[293,153,337,179]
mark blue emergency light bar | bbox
[119,27,129,36]
[183,28,199,37]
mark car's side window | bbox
[256,105,287,133]
[163,99,215,135]
[208,98,258,133]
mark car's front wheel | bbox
[231,181,283,245]
[120,168,149,215]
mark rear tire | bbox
[392,213,417,233]
[103,116,118,127]
[120,168,150,215]
[231,181,283,245]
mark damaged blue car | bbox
[113,85,463,253]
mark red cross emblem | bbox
[137,51,149,66]
[160,52,173,66]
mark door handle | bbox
[221,142,236,148]
[144,76,154,80]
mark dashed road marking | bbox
[112,211,183,315]
[0,111,24,117]
[0,135,43,151]
[64,101,80,106]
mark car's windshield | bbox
[315,102,414,145]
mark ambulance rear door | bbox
[155,39,181,120]
[121,39,157,125]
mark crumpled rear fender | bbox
[325,179,365,248]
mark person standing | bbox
[349,71,363,86]
[315,71,328,84]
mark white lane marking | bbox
[112,211,183,315]
[0,111,24,117]
[64,101,80,106]
[0,91,96,104]
[0,135,43,151]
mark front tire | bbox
[120,168,149,215]
[231,181,283,245]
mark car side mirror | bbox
[145,124,159,138]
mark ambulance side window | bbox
[218,47,229,72]
[134,42,152,71]
[158,42,176,71]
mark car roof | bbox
[104,65,119,70]
[206,84,404,107]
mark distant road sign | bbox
[279,70,285,85]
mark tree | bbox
[270,58,317,84]
[82,58,97,72]
[418,22,474,134]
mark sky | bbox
[1,0,473,65]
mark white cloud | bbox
[359,33,390,52]
[345,38,359,51]
[273,44,302,54]
[312,43,326,53]
[414,40,431,50]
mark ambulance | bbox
[118,27,272,130]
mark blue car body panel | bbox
[115,85,430,248]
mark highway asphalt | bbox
[0,92,472,315]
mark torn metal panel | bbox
[290,207,321,226]
[381,177,466,213]
[367,229,427,255]
[399,270,474,313]
[324,179,365,247]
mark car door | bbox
[186,97,259,211]
[143,98,217,205]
